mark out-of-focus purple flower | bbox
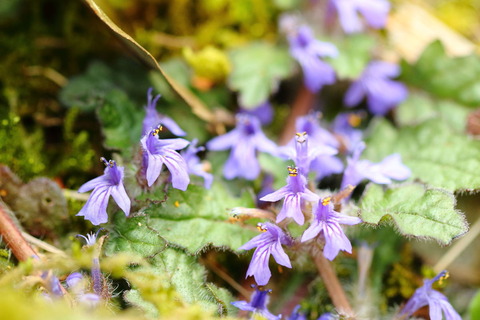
[231,285,281,320]
[239,223,292,286]
[207,114,277,180]
[77,158,130,226]
[141,126,190,190]
[345,61,408,115]
[281,132,337,176]
[257,174,276,208]
[181,139,213,189]
[296,112,339,149]
[78,293,101,308]
[400,271,461,320]
[76,231,104,296]
[42,272,64,297]
[317,313,334,320]
[240,101,274,126]
[66,272,84,289]
[302,197,361,260]
[341,142,411,189]
[310,155,344,181]
[332,112,364,152]
[288,26,338,93]
[287,305,307,320]
[328,0,390,34]
[260,166,320,225]
[142,88,186,136]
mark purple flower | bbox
[302,197,361,260]
[341,142,411,189]
[280,132,338,177]
[328,0,390,34]
[181,139,213,189]
[287,305,307,320]
[141,126,190,190]
[76,229,103,246]
[296,112,339,150]
[317,313,334,320]
[142,88,186,136]
[207,114,277,180]
[310,154,345,181]
[66,272,84,290]
[42,272,64,297]
[331,112,364,152]
[77,158,130,226]
[400,271,461,320]
[288,26,338,93]
[260,166,320,225]
[239,223,292,286]
[240,101,274,126]
[345,61,408,115]
[231,286,281,320]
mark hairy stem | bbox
[312,253,355,318]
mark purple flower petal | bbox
[76,187,111,225]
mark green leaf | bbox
[469,289,480,320]
[365,118,480,192]
[359,183,467,245]
[106,230,236,316]
[96,89,143,155]
[328,34,375,79]
[401,40,480,107]
[132,183,257,254]
[228,42,294,108]
[396,91,470,132]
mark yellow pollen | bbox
[287,166,298,176]
[152,125,163,136]
[348,114,361,127]
[174,201,180,207]
[322,197,332,206]
[256,223,267,232]
[0,189,7,197]
[438,272,450,284]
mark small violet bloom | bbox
[328,0,390,34]
[287,305,307,320]
[142,88,186,136]
[207,114,277,180]
[141,126,190,190]
[288,25,338,93]
[231,285,281,320]
[302,197,361,260]
[181,138,213,189]
[280,132,337,177]
[331,112,364,152]
[77,158,130,226]
[344,61,408,115]
[240,101,274,126]
[400,271,461,320]
[76,229,103,247]
[341,142,411,190]
[260,166,320,225]
[239,223,292,286]
[296,112,339,149]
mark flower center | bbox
[288,166,298,176]
[322,197,331,206]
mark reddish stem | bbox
[279,85,315,145]
[0,201,37,261]
[313,253,355,318]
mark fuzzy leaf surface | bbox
[359,184,467,245]
[401,40,480,107]
[365,118,480,192]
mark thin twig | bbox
[203,258,251,298]
[63,189,89,201]
[312,252,355,318]
[21,232,67,256]
[434,215,480,273]
[279,85,315,145]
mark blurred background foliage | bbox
[1,0,480,319]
